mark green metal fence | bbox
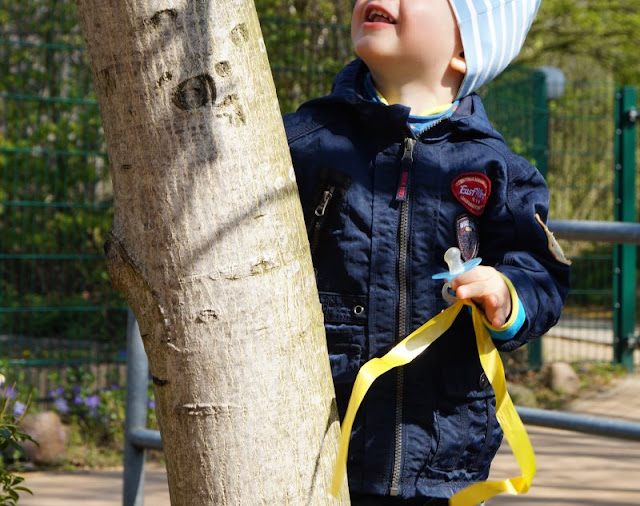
[453,69,639,370]
[1,2,637,391]
[0,4,355,390]
[544,83,638,368]
[0,2,120,392]
[540,81,620,366]
[262,17,352,113]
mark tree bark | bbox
[76,2,348,504]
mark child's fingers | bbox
[448,266,511,326]
[453,279,494,301]
[484,303,510,328]
[450,267,500,300]
[449,265,491,289]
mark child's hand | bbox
[449,266,511,327]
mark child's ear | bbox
[450,51,467,75]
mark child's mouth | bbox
[366,8,396,24]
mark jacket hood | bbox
[449,0,541,99]
[311,59,505,142]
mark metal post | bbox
[123,310,149,506]
[528,70,550,370]
[613,87,637,370]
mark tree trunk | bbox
[76,2,348,504]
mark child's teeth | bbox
[369,9,392,22]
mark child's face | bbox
[351,0,463,80]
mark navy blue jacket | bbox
[284,60,570,499]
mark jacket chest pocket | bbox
[319,292,367,384]
[304,168,351,258]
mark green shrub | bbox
[0,374,35,505]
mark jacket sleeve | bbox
[480,148,571,352]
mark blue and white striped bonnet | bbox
[448,0,541,99]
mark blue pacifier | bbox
[431,247,482,304]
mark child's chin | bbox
[353,43,394,66]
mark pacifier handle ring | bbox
[432,257,482,281]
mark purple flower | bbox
[54,398,69,414]
[12,401,26,416]
[85,395,100,409]
[4,386,16,400]
[148,400,156,410]
[85,395,100,417]
[110,383,121,391]
[74,395,83,405]
[71,385,81,394]
[49,386,65,398]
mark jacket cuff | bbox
[482,273,526,341]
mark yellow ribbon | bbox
[330,290,535,505]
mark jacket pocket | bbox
[305,168,351,258]
[319,291,367,384]
[430,388,502,472]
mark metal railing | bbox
[517,406,640,440]
[548,219,640,244]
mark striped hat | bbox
[448,0,541,99]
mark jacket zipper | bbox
[308,185,335,256]
[390,136,416,496]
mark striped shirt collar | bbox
[363,72,459,136]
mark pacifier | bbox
[431,247,482,304]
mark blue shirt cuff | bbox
[487,296,526,341]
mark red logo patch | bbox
[451,173,491,216]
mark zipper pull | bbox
[396,137,416,202]
[315,186,335,216]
